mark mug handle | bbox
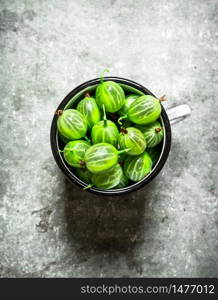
[166,104,191,125]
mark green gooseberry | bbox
[84,143,129,174]
[118,95,166,125]
[137,121,164,148]
[76,93,101,130]
[61,140,91,168]
[119,94,139,116]
[118,127,146,156]
[84,164,123,190]
[124,152,152,182]
[95,70,125,113]
[57,109,87,140]
[91,105,119,147]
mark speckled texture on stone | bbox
[0,0,217,278]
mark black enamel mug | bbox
[50,77,191,195]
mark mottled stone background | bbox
[0,0,217,277]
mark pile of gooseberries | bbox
[56,73,165,190]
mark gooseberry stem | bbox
[102,104,107,127]
[55,110,63,116]
[155,128,162,133]
[121,127,128,134]
[100,69,109,84]
[59,150,64,153]
[85,92,91,98]
[79,161,86,167]
[83,184,93,190]
[118,115,128,125]
[84,136,91,143]
[117,148,130,155]
[159,95,167,102]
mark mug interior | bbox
[51,77,171,195]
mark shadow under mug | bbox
[50,77,191,195]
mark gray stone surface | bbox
[0,0,217,278]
